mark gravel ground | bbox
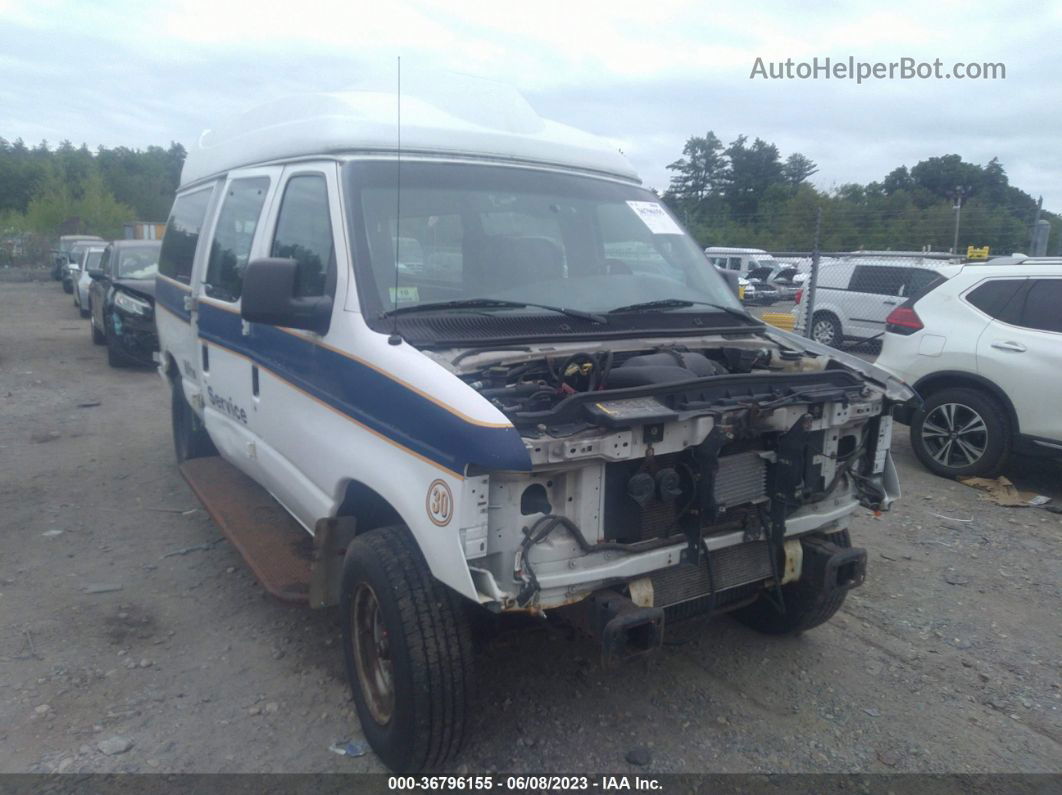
[1,278,1060,775]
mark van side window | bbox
[204,177,270,302]
[849,265,906,296]
[159,187,213,285]
[905,268,940,296]
[271,175,335,298]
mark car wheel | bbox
[170,379,216,463]
[105,324,132,368]
[810,312,842,347]
[910,387,1010,478]
[90,305,106,345]
[733,530,854,634]
[341,525,473,773]
[62,280,73,294]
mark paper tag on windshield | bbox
[388,286,420,303]
[626,201,683,235]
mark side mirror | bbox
[241,258,332,334]
[86,268,105,279]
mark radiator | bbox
[713,450,768,510]
[648,541,773,608]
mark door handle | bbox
[882,299,899,305]
[991,340,1027,352]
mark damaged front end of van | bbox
[418,325,909,661]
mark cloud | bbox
[1,0,1059,208]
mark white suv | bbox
[877,258,1062,477]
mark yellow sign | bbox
[967,245,990,260]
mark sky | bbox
[2,0,1061,208]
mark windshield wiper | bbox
[607,298,758,323]
[382,298,607,324]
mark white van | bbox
[155,81,911,771]
[704,246,781,277]
[794,256,961,346]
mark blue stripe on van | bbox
[195,303,531,476]
[155,276,192,322]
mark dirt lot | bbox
[1,277,1060,776]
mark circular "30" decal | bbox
[426,479,454,526]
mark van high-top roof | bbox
[180,78,639,188]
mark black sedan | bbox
[87,240,162,367]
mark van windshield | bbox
[345,161,740,328]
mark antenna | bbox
[387,56,403,346]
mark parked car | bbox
[156,85,911,772]
[51,234,103,280]
[877,257,1062,477]
[744,266,786,304]
[793,256,961,347]
[62,241,105,294]
[72,244,106,317]
[87,240,161,367]
[747,264,803,301]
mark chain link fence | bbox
[754,250,965,350]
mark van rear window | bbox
[159,187,214,285]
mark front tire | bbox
[90,302,105,344]
[910,387,1009,478]
[341,525,473,773]
[733,530,853,635]
[106,324,131,368]
[810,312,842,347]
[171,380,217,463]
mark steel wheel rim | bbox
[922,402,988,468]
[812,319,835,344]
[351,582,395,725]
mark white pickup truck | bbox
[154,77,911,772]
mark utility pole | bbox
[804,206,822,339]
[951,185,969,254]
[1031,195,1042,250]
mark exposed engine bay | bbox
[427,331,904,625]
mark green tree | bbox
[782,153,818,187]
[722,136,783,219]
[662,133,730,209]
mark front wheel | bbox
[910,387,1010,478]
[91,312,105,345]
[341,525,473,773]
[171,380,217,463]
[810,312,842,347]
[106,324,132,368]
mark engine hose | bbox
[514,514,680,607]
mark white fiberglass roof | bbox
[180,74,639,187]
